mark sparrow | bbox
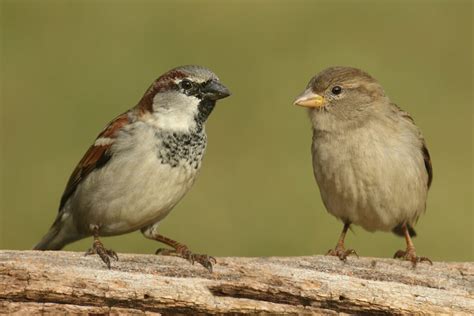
[293,66,433,266]
[34,65,231,272]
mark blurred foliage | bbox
[0,0,472,261]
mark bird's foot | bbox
[393,247,432,267]
[326,246,358,262]
[155,245,216,273]
[85,239,119,269]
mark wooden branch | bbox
[0,250,472,314]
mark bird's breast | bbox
[156,130,207,170]
[311,123,428,232]
[70,123,207,235]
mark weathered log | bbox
[0,250,472,314]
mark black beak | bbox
[200,80,231,100]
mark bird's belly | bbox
[71,152,199,235]
[312,133,427,232]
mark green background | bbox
[1,0,472,261]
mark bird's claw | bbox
[85,242,118,269]
[393,249,432,267]
[326,246,358,262]
[155,246,216,272]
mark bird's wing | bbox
[390,103,433,189]
[59,112,131,210]
[421,140,433,188]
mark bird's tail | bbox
[392,223,417,238]
[34,223,65,250]
[34,215,80,250]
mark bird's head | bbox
[294,66,386,121]
[137,65,231,132]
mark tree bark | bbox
[0,250,472,314]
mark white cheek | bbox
[151,92,200,132]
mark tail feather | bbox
[34,224,66,250]
[392,223,417,237]
[34,214,81,250]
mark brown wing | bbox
[390,103,433,189]
[59,112,130,210]
[421,141,433,188]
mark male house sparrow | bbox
[294,66,432,266]
[35,65,231,272]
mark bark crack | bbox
[0,251,472,314]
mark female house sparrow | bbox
[34,65,231,272]
[294,66,432,266]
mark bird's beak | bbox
[201,80,231,101]
[293,90,325,108]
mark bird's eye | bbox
[331,86,342,95]
[180,79,193,90]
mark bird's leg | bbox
[393,224,432,267]
[326,223,358,261]
[150,233,216,273]
[84,225,118,269]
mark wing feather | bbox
[59,112,130,210]
[390,103,433,189]
[421,141,433,188]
